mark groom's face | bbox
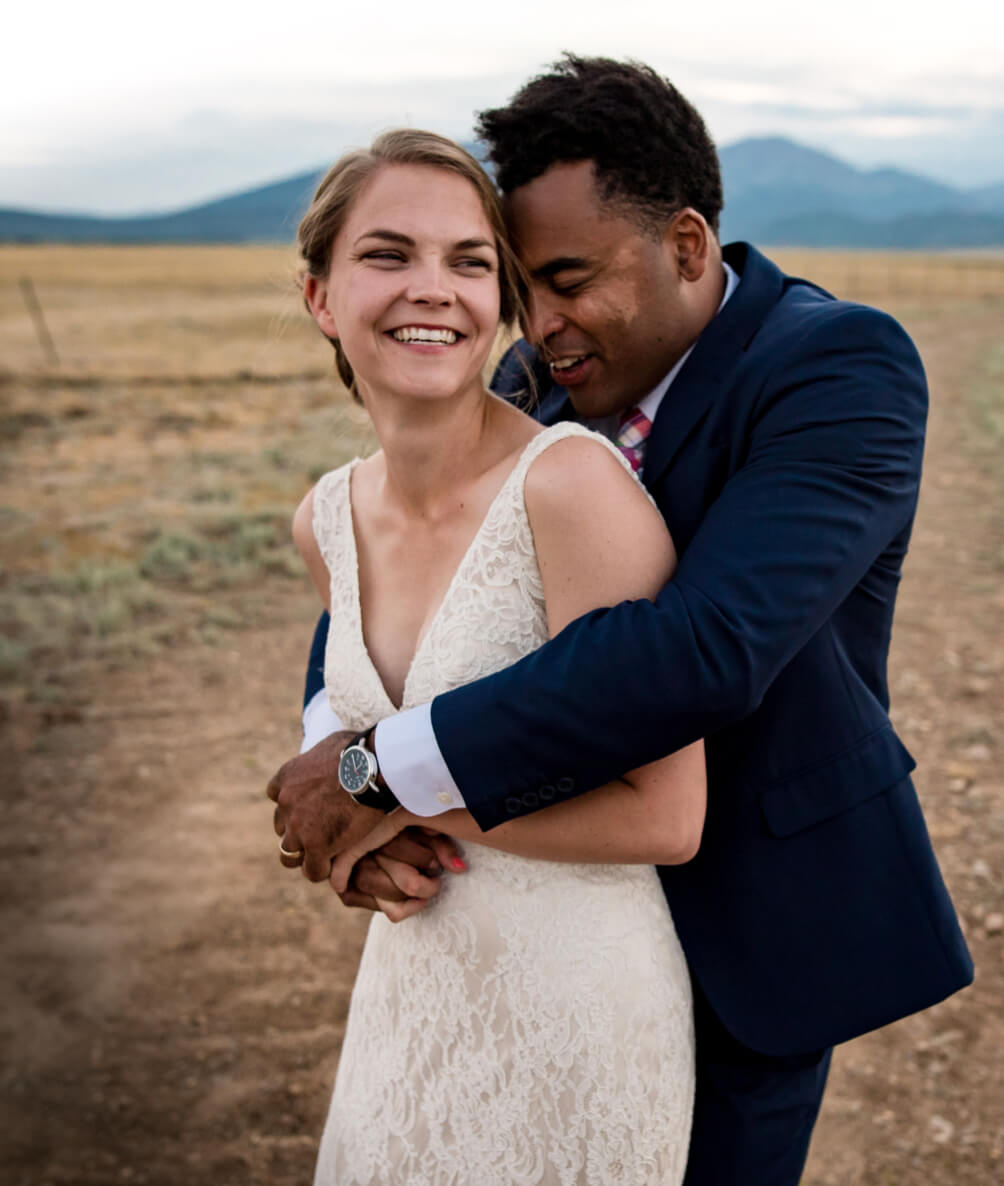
[505,160,695,419]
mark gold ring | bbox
[279,840,304,860]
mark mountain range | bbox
[716,138,1004,248]
[3,136,1003,249]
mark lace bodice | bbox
[314,423,599,726]
[311,423,694,1186]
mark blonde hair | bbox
[297,129,526,397]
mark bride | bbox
[292,129,706,1186]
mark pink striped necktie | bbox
[615,407,653,474]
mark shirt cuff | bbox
[300,690,344,754]
[374,702,466,817]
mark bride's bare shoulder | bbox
[524,430,661,531]
[523,431,676,635]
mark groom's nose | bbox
[523,286,565,345]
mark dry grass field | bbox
[1,244,1002,1185]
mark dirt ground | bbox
[1,247,1001,1185]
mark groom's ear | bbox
[304,274,339,341]
[664,208,711,284]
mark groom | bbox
[270,55,973,1185]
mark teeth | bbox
[550,356,585,371]
[392,327,458,344]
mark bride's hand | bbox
[331,813,456,922]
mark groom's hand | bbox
[267,730,382,882]
[339,830,467,911]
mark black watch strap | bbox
[345,730,399,813]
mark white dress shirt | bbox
[303,262,739,814]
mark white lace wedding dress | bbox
[311,423,694,1186]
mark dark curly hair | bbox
[476,54,723,235]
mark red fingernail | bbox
[451,857,467,872]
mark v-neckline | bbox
[342,433,542,714]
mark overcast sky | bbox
[4,0,1003,214]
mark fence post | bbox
[19,275,60,366]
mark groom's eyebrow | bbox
[532,256,591,279]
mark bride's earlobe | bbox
[304,275,339,339]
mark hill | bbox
[0,170,324,245]
[718,137,1004,247]
[3,138,1003,248]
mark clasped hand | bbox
[266,730,463,921]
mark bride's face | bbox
[307,163,502,407]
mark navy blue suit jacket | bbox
[306,243,972,1056]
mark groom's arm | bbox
[293,612,460,901]
[301,611,339,749]
[368,306,928,829]
[292,306,925,836]
[300,610,465,815]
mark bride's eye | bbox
[455,257,493,273]
[361,250,407,265]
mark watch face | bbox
[338,745,374,794]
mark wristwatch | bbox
[337,729,399,812]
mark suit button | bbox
[538,785,555,801]
[556,777,575,794]
[505,797,522,814]
[522,790,540,808]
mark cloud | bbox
[4,64,1004,213]
[0,72,535,213]
[686,63,1004,187]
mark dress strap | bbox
[512,421,644,494]
[509,422,658,521]
[311,460,357,580]
[516,421,632,478]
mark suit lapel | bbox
[642,244,786,491]
[537,384,576,426]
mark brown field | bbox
[1,244,1002,1185]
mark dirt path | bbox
[2,260,1001,1185]
[798,298,1004,1184]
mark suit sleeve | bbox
[436,305,929,830]
[303,610,330,710]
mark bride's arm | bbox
[334,436,706,881]
[292,487,332,609]
[409,743,704,865]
